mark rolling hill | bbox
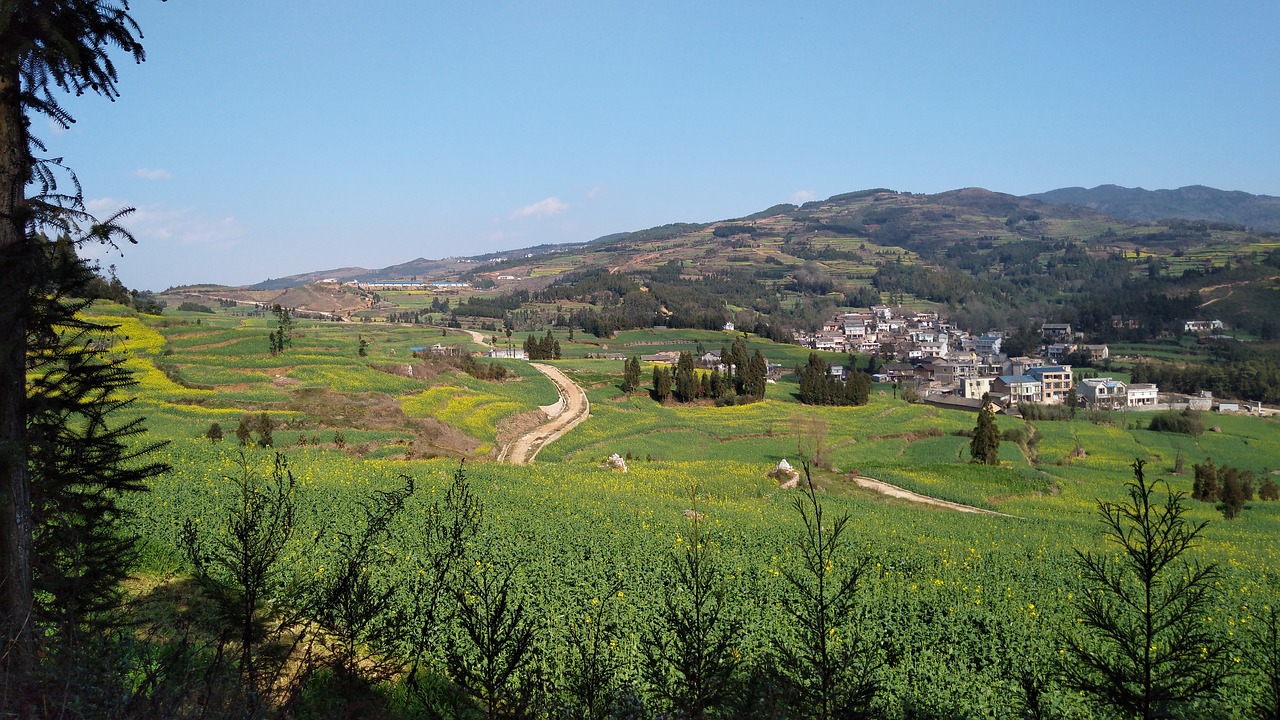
[1028,184,1280,232]
[194,185,1280,341]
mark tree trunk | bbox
[0,61,36,677]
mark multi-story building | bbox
[1127,383,1159,407]
[974,333,1003,356]
[1041,323,1074,341]
[963,376,997,400]
[1077,377,1127,409]
[993,375,1042,406]
[1027,365,1074,404]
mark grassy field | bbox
[93,301,1280,717]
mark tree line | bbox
[642,340,769,406]
[523,330,561,360]
[794,352,871,406]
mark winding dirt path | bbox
[459,328,493,347]
[499,363,590,465]
[848,476,1015,517]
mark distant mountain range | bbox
[1027,184,1280,232]
[245,184,1279,289]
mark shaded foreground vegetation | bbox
[8,292,1280,718]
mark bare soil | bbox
[502,363,590,464]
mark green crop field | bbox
[89,301,1280,717]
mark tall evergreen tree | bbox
[709,366,725,399]
[1,0,154,685]
[1062,460,1234,718]
[642,511,741,719]
[744,350,768,398]
[970,393,1000,465]
[728,339,748,394]
[653,365,673,402]
[967,392,998,466]
[622,356,641,394]
[674,351,698,402]
[26,241,169,642]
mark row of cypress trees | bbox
[795,352,871,406]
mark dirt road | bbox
[848,476,1014,517]
[500,363,590,465]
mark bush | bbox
[177,301,214,313]
[1061,460,1233,716]
[1260,476,1280,501]
[1017,402,1073,421]
[1147,409,1204,437]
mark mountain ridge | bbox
[1027,184,1280,231]
[236,184,1277,290]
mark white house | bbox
[1126,383,1159,407]
[1078,377,1126,409]
[1184,319,1224,333]
[974,334,1003,356]
[918,339,949,358]
[962,376,997,400]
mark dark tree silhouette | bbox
[774,462,881,719]
[1061,460,1234,719]
[1,0,152,682]
[969,393,1000,465]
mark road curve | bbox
[500,363,590,465]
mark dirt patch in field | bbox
[403,417,481,458]
[283,387,479,457]
[285,388,407,428]
[373,362,446,383]
[494,410,552,458]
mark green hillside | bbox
[87,299,1280,718]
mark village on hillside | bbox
[792,305,1255,415]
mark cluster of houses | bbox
[420,304,1251,413]
[798,308,1160,411]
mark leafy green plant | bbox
[561,567,628,720]
[304,475,415,694]
[1248,600,1280,720]
[642,508,741,719]
[774,462,881,719]
[1060,459,1233,719]
[970,393,1000,465]
[447,558,540,720]
[179,453,312,712]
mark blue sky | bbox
[51,1,1280,289]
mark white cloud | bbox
[133,168,172,181]
[789,189,818,204]
[586,184,605,201]
[85,197,245,250]
[511,196,568,219]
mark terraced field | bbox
[101,301,1280,717]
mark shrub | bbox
[1218,467,1255,520]
[1147,409,1204,436]
[1061,460,1233,717]
[969,394,1000,466]
[774,462,880,717]
[1260,476,1280,501]
[1016,402,1073,421]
